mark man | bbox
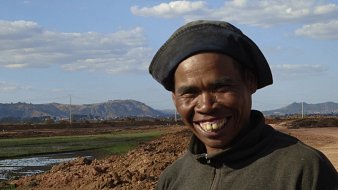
[149,20,338,189]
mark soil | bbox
[0,125,165,139]
[6,124,338,190]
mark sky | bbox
[0,0,338,111]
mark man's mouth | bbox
[198,118,227,132]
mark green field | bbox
[0,130,163,159]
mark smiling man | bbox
[173,52,256,155]
[149,20,337,190]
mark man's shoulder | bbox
[159,152,193,177]
[267,128,336,173]
[156,152,195,189]
[269,128,323,158]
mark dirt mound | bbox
[285,117,338,129]
[10,127,191,190]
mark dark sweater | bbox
[157,110,338,190]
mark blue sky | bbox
[0,0,337,111]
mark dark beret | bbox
[149,20,273,91]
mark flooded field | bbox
[0,152,94,180]
[0,126,165,182]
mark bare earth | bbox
[7,125,338,190]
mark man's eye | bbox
[214,85,231,92]
[178,89,200,98]
[181,92,197,98]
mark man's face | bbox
[172,52,256,154]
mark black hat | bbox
[149,20,273,91]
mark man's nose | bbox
[195,92,216,113]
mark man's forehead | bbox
[175,55,242,83]
[175,52,240,74]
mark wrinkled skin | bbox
[172,53,257,154]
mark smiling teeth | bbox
[200,119,226,132]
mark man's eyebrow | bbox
[212,77,234,86]
[175,85,198,94]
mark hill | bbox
[1,100,337,120]
[0,100,167,120]
[262,102,338,116]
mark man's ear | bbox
[244,71,257,94]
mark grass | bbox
[0,183,16,190]
[0,130,163,159]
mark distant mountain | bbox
[158,109,176,115]
[262,102,338,116]
[2,100,336,120]
[0,100,167,119]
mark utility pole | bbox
[69,95,72,125]
[301,101,304,119]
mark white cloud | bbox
[49,88,65,93]
[132,0,338,28]
[131,1,206,18]
[0,81,30,92]
[271,64,327,79]
[295,20,338,39]
[0,20,41,37]
[0,20,152,74]
[232,0,247,7]
[314,4,338,15]
[205,1,337,27]
[0,81,18,92]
